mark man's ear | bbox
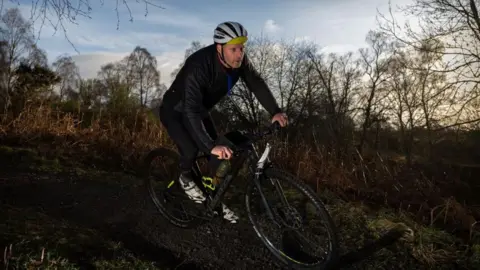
[216,44,222,54]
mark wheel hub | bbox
[274,205,303,229]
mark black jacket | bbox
[161,44,282,153]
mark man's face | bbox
[217,43,245,68]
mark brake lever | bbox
[270,121,281,133]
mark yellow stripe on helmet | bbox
[226,36,248,45]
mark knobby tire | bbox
[143,147,204,229]
[245,167,339,269]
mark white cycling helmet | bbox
[214,21,248,45]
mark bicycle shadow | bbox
[280,219,414,269]
[268,198,415,270]
[333,226,414,269]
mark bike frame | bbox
[189,124,285,222]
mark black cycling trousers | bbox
[159,105,219,173]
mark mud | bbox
[0,167,284,269]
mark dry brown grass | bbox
[0,105,175,170]
[0,104,478,243]
[270,134,480,241]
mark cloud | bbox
[293,36,312,44]
[263,19,281,34]
[68,31,195,54]
[155,51,186,83]
[2,0,419,86]
[262,0,416,53]
[320,44,360,54]
[132,3,212,33]
[71,50,185,86]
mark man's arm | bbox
[240,54,282,116]
[182,63,216,153]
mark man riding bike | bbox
[158,21,288,223]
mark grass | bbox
[1,206,162,269]
[326,199,480,269]
[0,145,63,172]
[0,104,479,269]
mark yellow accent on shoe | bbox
[202,176,216,191]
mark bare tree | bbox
[411,38,455,157]
[126,46,160,107]
[0,41,8,114]
[306,49,362,157]
[377,0,480,128]
[378,0,479,81]
[384,48,427,164]
[73,78,103,109]
[270,39,318,128]
[376,38,457,159]
[170,41,205,79]
[97,59,136,110]
[0,7,36,113]
[52,54,80,101]
[24,44,48,67]
[357,30,396,152]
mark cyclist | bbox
[158,21,288,223]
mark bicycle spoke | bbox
[144,147,207,228]
[246,168,338,267]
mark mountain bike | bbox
[143,121,340,269]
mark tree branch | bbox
[2,0,165,54]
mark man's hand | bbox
[211,145,233,160]
[271,112,288,127]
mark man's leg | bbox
[201,114,223,174]
[159,106,206,203]
[202,114,239,223]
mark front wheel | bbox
[245,167,339,269]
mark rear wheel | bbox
[143,147,205,228]
[245,167,339,269]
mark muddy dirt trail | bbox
[0,164,286,269]
[2,146,450,270]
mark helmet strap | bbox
[219,45,234,69]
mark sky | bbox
[2,0,415,86]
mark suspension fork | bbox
[250,143,282,227]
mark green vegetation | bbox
[1,207,160,269]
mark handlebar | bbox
[230,121,282,154]
[247,121,282,143]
